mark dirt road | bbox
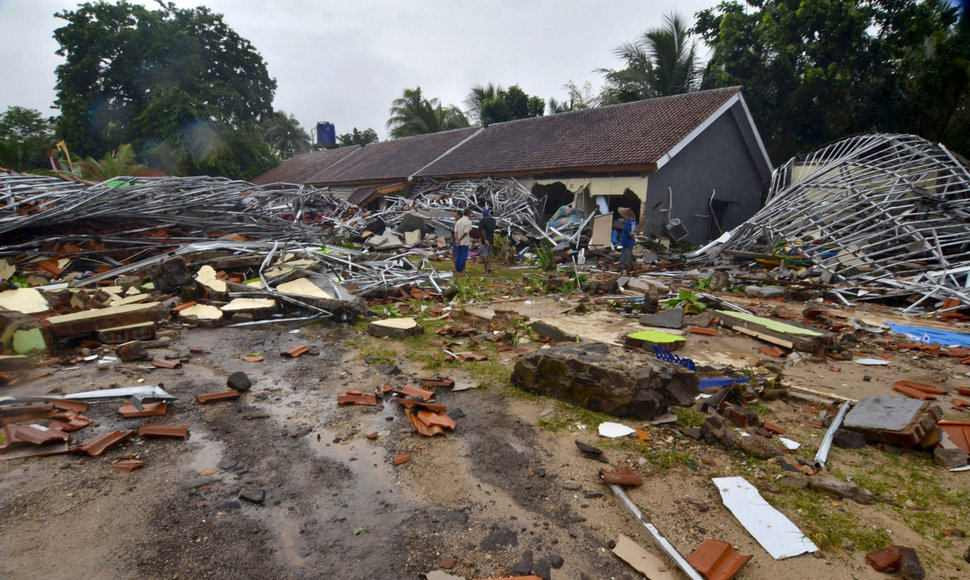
[2,303,969,579]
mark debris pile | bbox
[692,133,970,308]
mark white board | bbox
[713,476,817,559]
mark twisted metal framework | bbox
[706,134,970,308]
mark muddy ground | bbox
[2,292,970,579]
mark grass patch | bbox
[670,406,704,428]
[772,488,892,553]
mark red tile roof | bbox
[250,88,746,186]
[307,128,480,185]
[251,146,360,185]
[418,87,741,178]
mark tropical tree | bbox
[478,85,545,126]
[0,106,54,171]
[256,112,311,158]
[53,1,277,179]
[600,12,702,104]
[695,0,970,161]
[386,87,470,138]
[548,81,600,114]
[337,127,379,146]
[465,83,503,125]
[71,143,147,181]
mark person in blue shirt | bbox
[618,207,637,274]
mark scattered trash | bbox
[597,422,636,438]
[712,476,817,559]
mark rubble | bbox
[510,343,698,420]
[693,134,970,312]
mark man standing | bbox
[478,208,497,273]
[618,207,637,275]
[453,208,473,275]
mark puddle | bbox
[188,434,224,474]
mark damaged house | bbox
[254,87,773,245]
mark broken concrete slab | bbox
[0,287,49,314]
[178,303,223,321]
[45,301,162,340]
[510,342,698,420]
[195,265,228,295]
[639,307,684,329]
[808,475,875,504]
[367,317,423,338]
[276,277,334,300]
[97,321,156,343]
[220,297,277,318]
[843,396,943,448]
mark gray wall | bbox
[643,103,767,244]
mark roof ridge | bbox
[481,86,742,129]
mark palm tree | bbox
[72,143,147,181]
[600,13,701,103]
[465,83,502,124]
[256,111,311,158]
[386,87,469,139]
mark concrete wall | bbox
[643,103,767,244]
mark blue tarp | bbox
[885,322,970,347]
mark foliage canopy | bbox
[53,1,278,179]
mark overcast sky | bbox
[0,0,720,141]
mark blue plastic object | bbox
[698,376,750,390]
[885,322,970,347]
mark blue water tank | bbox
[316,122,336,145]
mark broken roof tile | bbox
[687,539,751,580]
[111,459,145,472]
[119,401,168,418]
[337,391,378,406]
[77,430,133,456]
[281,345,309,358]
[196,389,240,403]
[138,424,190,439]
[599,468,642,486]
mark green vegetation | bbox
[53,2,281,179]
[773,488,892,553]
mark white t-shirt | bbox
[454,215,473,247]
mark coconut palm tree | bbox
[386,87,469,138]
[465,83,502,124]
[256,111,311,158]
[600,12,701,103]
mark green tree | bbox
[337,127,379,146]
[465,83,503,124]
[72,143,146,181]
[548,81,600,114]
[386,87,469,139]
[53,1,277,179]
[0,106,54,171]
[257,112,311,158]
[695,0,970,161]
[600,13,702,104]
[479,85,545,126]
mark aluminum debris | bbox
[693,134,970,309]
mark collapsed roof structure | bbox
[256,87,773,245]
[692,133,970,308]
